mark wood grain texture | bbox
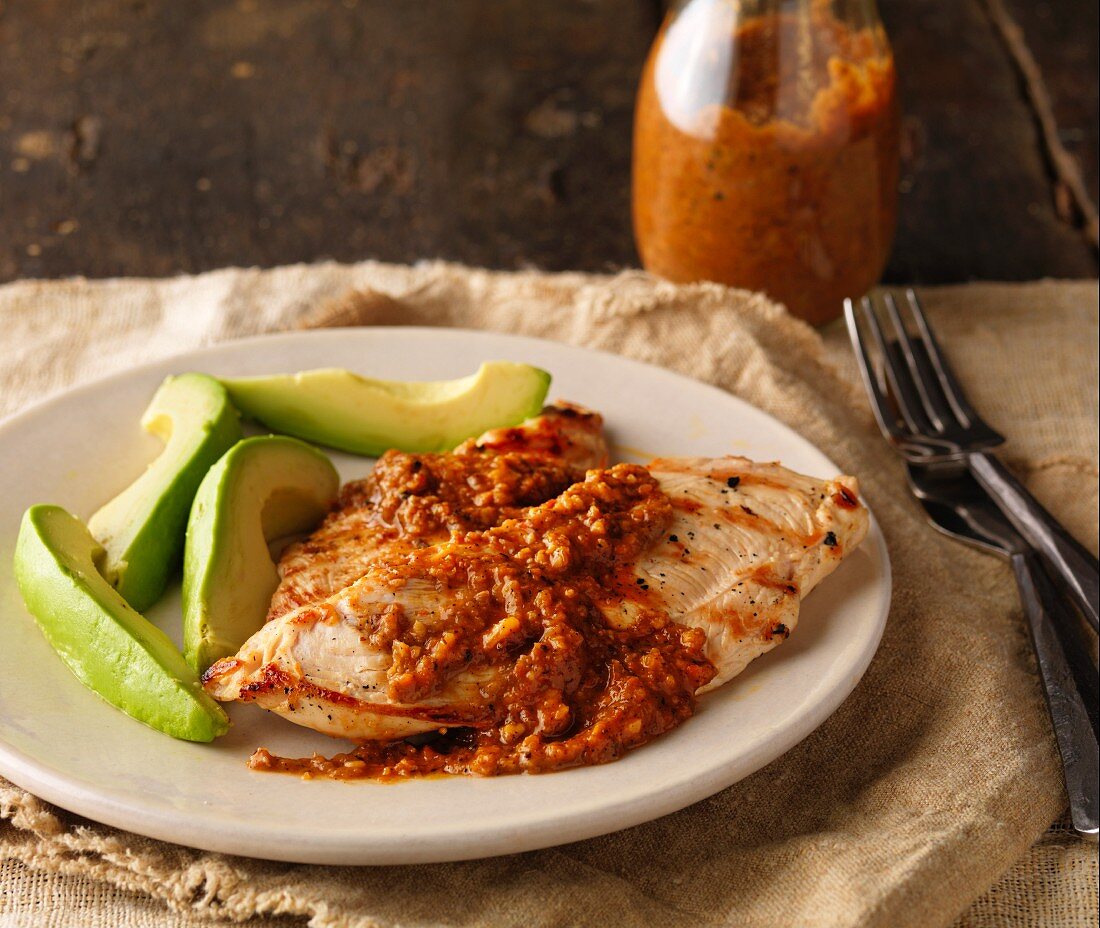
[881,0,1097,281]
[997,0,1099,244]
[0,0,657,281]
[0,0,1095,283]
[1005,0,1098,208]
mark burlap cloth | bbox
[0,263,1096,928]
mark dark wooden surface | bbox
[1,0,1096,285]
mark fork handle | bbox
[1033,559,1100,739]
[971,452,1099,632]
[1012,551,1099,841]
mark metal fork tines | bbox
[846,290,1004,461]
[845,290,1100,631]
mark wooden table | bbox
[1,0,1096,284]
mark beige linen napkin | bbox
[0,263,1096,928]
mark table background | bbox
[0,2,1097,926]
[1,0,1097,284]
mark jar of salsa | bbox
[632,0,900,325]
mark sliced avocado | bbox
[221,360,551,456]
[182,435,340,673]
[88,373,241,613]
[13,505,229,742]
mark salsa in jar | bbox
[632,0,900,324]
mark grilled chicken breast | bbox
[629,457,866,691]
[205,454,868,748]
[266,403,608,621]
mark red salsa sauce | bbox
[250,463,716,780]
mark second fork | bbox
[845,290,1100,631]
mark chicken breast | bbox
[452,400,609,467]
[205,456,868,758]
[266,403,608,621]
[626,457,866,691]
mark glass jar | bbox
[632,0,900,325]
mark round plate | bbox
[0,328,889,865]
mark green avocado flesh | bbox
[87,373,241,613]
[220,360,551,456]
[183,435,340,673]
[13,506,229,742]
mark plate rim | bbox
[0,326,891,864]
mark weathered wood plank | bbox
[1002,0,1098,226]
[0,0,658,281]
[881,0,1097,282]
[0,0,1095,284]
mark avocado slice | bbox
[182,435,340,673]
[220,360,551,456]
[88,373,241,613]
[13,505,229,742]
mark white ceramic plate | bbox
[0,328,889,865]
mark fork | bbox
[845,290,1100,632]
[907,460,1098,840]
